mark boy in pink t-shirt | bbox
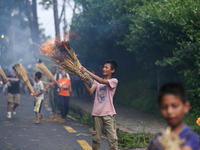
[80,60,118,150]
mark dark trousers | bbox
[58,95,70,119]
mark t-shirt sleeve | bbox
[40,82,44,91]
[92,80,97,88]
[108,78,118,89]
[183,133,199,150]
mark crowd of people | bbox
[1,59,199,150]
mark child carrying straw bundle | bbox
[35,59,58,85]
[148,83,199,150]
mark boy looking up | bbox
[32,72,49,124]
[148,83,199,150]
[80,60,118,150]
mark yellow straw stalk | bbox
[151,126,185,150]
[13,64,35,95]
[0,67,11,86]
[35,59,58,85]
[40,41,93,84]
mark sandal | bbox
[35,120,41,124]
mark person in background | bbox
[49,66,57,114]
[147,83,199,150]
[32,72,49,124]
[74,75,83,98]
[54,66,70,114]
[57,70,71,121]
[70,74,75,97]
[4,69,20,119]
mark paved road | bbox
[0,94,109,150]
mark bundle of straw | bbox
[154,126,185,150]
[0,67,11,86]
[35,59,58,85]
[42,81,52,86]
[39,40,93,84]
[13,64,35,95]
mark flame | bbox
[31,93,34,96]
[39,38,54,55]
[0,81,3,84]
[196,118,200,126]
[46,1,49,4]
[39,31,80,55]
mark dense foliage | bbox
[69,0,200,118]
[123,0,200,116]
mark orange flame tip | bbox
[196,118,200,126]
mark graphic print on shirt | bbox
[59,81,67,86]
[97,85,107,104]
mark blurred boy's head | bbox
[158,83,190,127]
[51,66,57,75]
[35,72,42,81]
[61,70,66,78]
[103,60,117,76]
[10,69,16,76]
[59,66,63,73]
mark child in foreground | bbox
[32,72,49,124]
[79,60,118,150]
[148,83,199,150]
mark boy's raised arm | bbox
[80,74,96,95]
[7,78,19,82]
[80,67,109,85]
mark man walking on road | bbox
[4,70,20,119]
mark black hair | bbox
[104,60,118,74]
[158,83,187,105]
[35,72,42,80]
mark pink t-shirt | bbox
[92,78,118,116]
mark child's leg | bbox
[7,93,13,112]
[92,116,103,150]
[36,112,40,121]
[59,95,65,119]
[103,115,118,150]
[34,99,42,123]
[13,94,20,111]
[65,97,70,117]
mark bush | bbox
[115,80,160,116]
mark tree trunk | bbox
[53,0,60,41]
[32,0,40,45]
[26,0,34,43]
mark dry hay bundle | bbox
[154,126,185,150]
[13,64,35,95]
[42,81,52,86]
[0,67,11,86]
[35,59,58,85]
[39,40,94,84]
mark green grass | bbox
[117,131,155,149]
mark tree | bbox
[0,0,46,67]
[121,0,200,114]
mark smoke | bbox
[3,16,36,70]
